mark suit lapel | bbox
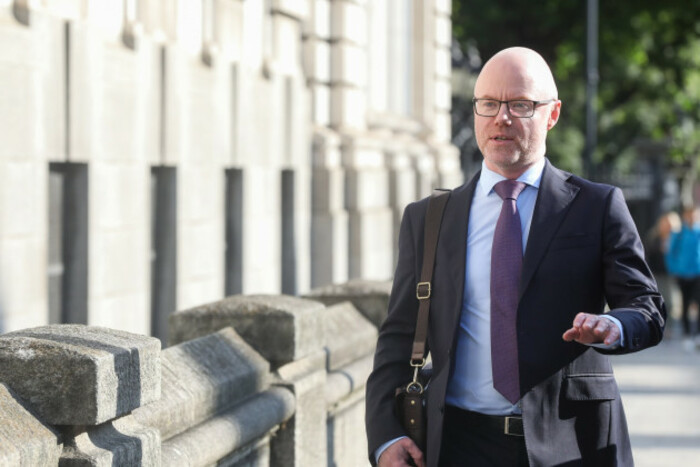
[519,159,579,298]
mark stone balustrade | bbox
[0,281,389,466]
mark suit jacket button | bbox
[439,405,444,413]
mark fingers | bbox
[562,327,580,342]
[378,438,425,467]
[404,440,426,467]
[562,313,619,345]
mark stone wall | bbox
[0,0,461,338]
[0,282,388,466]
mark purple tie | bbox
[491,180,527,404]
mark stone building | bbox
[0,0,460,339]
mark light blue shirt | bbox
[446,159,621,415]
[445,159,544,414]
[375,158,623,462]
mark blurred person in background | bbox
[645,211,681,334]
[665,204,700,350]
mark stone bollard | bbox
[0,325,161,466]
[304,278,392,328]
[169,295,328,467]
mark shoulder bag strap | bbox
[410,188,451,365]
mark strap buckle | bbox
[416,282,431,300]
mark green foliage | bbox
[452,0,700,172]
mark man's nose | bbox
[495,103,512,125]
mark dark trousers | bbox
[439,406,529,467]
[677,277,700,336]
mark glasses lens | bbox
[475,99,500,116]
[508,100,534,117]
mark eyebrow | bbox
[476,96,537,100]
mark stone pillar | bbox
[168,295,328,466]
[65,12,161,335]
[311,129,349,288]
[0,325,162,466]
[0,6,65,332]
[344,135,394,281]
[435,143,464,189]
[330,0,368,131]
[414,148,437,200]
[304,0,331,127]
[160,41,230,309]
[387,140,419,266]
[431,1,462,188]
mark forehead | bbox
[474,57,550,99]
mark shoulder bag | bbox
[394,188,450,452]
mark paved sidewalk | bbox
[613,335,700,467]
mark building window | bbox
[150,167,177,344]
[48,163,88,325]
[281,169,296,295]
[225,168,243,296]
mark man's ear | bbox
[547,100,562,130]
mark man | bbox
[366,47,665,467]
[665,204,700,348]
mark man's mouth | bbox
[492,136,512,141]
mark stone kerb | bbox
[169,295,328,467]
[0,383,61,466]
[305,279,392,328]
[132,326,271,441]
[168,295,326,369]
[133,327,295,465]
[0,325,161,426]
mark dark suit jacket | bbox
[366,159,665,467]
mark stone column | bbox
[311,129,349,287]
[432,1,462,188]
[0,6,64,332]
[344,135,394,281]
[169,295,328,466]
[0,325,162,466]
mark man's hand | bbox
[378,437,425,467]
[562,312,620,346]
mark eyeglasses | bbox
[472,98,556,118]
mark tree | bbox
[452,0,700,176]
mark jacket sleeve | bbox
[601,188,666,354]
[365,200,426,464]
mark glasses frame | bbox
[472,98,557,118]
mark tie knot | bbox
[494,180,527,201]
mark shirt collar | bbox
[478,157,546,197]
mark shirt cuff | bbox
[587,315,625,349]
[375,436,406,464]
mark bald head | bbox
[472,47,562,179]
[475,47,558,100]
